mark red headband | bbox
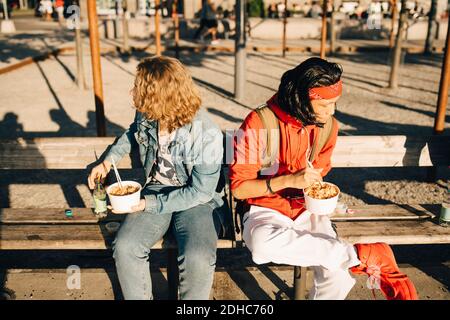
[309,80,342,100]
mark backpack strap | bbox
[254,104,280,169]
[308,116,336,163]
[255,105,335,168]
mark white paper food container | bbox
[303,183,340,216]
[106,181,142,212]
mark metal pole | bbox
[167,248,179,300]
[122,1,130,54]
[155,0,162,56]
[2,0,9,19]
[282,0,288,57]
[320,0,328,59]
[388,0,407,89]
[293,266,307,300]
[75,19,87,90]
[234,0,246,101]
[425,0,438,55]
[389,0,398,48]
[434,12,450,135]
[173,0,180,59]
[87,0,107,137]
[74,0,86,89]
[114,0,120,39]
[330,0,336,54]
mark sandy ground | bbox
[1,247,449,300]
[4,267,447,300]
[0,19,449,300]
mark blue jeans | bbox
[112,199,221,300]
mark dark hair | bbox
[277,57,343,126]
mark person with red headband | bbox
[229,57,418,300]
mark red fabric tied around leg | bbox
[350,243,418,300]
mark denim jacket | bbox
[104,109,224,214]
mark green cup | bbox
[440,204,450,222]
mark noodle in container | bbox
[106,181,142,212]
[303,182,340,216]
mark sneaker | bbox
[350,243,418,300]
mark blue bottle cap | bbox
[65,209,73,217]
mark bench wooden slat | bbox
[0,225,112,250]
[332,135,450,167]
[330,204,437,220]
[0,208,123,224]
[0,225,236,250]
[0,137,132,169]
[1,219,448,250]
[1,136,449,169]
[334,220,450,245]
[0,204,437,224]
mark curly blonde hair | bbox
[132,56,201,133]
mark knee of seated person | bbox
[249,240,275,260]
[183,247,217,269]
[247,226,279,253]
[112,234,149,260]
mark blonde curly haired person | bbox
[88,56,224,300]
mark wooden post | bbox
[388,0,407,89]
[320,0,328,59]
[155,0,162,56]
[173,0,180,59]
[434,13,450,135]
[389,0,398,48]
[87,0,106,137]
[425,0,438,55]
[330,0,336,54]
[282,0,288,57]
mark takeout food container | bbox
[303,182,340,216]
[106,181,142,212]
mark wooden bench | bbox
[1,135,450,300]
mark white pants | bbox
[242,205,361,300]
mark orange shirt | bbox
[229,95,339,220]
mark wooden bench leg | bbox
[167,248,179,300]
[293,266,308,300]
